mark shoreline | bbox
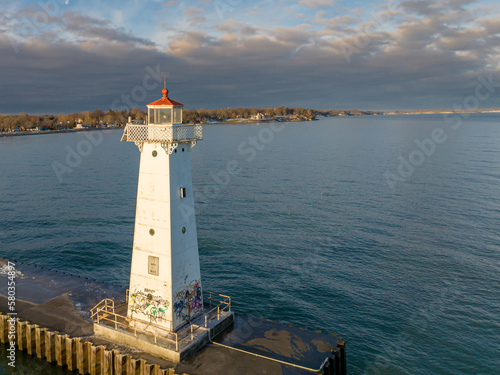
[2,109,500,138]
[0,126,121,138]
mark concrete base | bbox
[94,311,234,363]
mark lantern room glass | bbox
[173,108,182,124]
[158,108,172,124]
[148,108,155,124]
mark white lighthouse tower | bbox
[121,84,203,332]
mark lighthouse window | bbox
[158,108,172,124]
[180,187,186,198]
[148,108,155,124]
[173,108,182,124]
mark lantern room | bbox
[147,87,183,125]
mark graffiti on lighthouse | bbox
[129,286,170,323]
[174,279,202,321]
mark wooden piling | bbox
[338,341,347,375]
[0,314,8,344]
[16,319,26,351]
[103,347,113,375]
[35,327,46,359]
[66,337,78,371]
[130,357,140,375]
[77,339,88,374]
[114,351,126,375]
[332,348,341,375]
[327,355,335,375]
[45,330,57,362]
[56,334,67,367]
[146,363,161,375]
[0,315,180,375]
[26,323,37,355]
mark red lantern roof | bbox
[147,88,183,107]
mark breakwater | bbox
[0,315,170,374]
[0,260,346,374]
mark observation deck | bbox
[121,122,202,144]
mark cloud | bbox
[187,16,207,27]
[299,0,337,9]
[400,0,476,17]
[0,0,500,113]
[61,12,155,46]
[215,20,257,36]
[0,33,168,114]
[183,8,203,17]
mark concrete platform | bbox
[94,304,234,362]
[0,259,346,374]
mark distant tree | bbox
[91,109,104,124]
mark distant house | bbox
[252,113,265,120]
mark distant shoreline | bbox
[0,127,119,138]
[2,109,500,138]
[317,108,500,116]
[380,109,500,115]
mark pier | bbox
[0,259,346,374]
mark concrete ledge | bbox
[94,311,234,363]
[95,323,186,362]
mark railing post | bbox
[217,306,220,321]
[190,325,193,341]
[175,335,178,352]
[114,314,117,330]
[205,315,207,328]
[97,309,100,324]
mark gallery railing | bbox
[121,124,202,144]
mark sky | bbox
[1,0,500,113]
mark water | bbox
[1,115,499,374]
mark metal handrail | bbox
[90,298,115,319]
[202,291,231,327]
[204,291,231,310]
[91,289,231,352]
[93,307,179,348]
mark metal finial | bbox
[162,77,168,98]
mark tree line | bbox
[0,106,316,131]
[0,109,139,131]
[183,106,315,123]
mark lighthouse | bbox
[121,84,203,332]
[90,82,342,369]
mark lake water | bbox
[0,115,499,374]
